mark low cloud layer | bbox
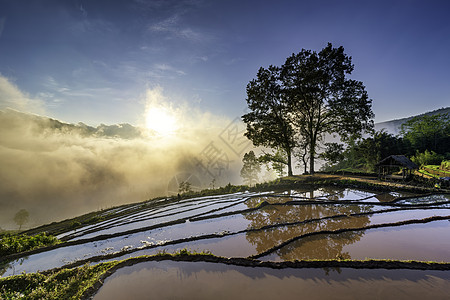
[0,75,46,115]
[0,108,250,230]
[0,75,253,230]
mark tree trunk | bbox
[309,139,315,174]
[287,148,293,176]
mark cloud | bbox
[0,75,46,114]
[0,86,251,230]
[154,63,187,76]
[148,14,209,42]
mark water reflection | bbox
[0,256,28,277]
[93,261,450,300]
[269,220,450,262]
[244,197,373,255]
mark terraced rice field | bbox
[1,187,450,299]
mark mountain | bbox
[0,108,145,139]
[374,107,450,135]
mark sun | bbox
[145,107,178,136]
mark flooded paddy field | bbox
[92,260,450,300]
[1,186,449,298]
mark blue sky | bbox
[0,0,449,125]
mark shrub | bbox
[411,150,444,166]
[0,233,60,257]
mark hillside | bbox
[374,107,450,135]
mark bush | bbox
[441,160,450,171]
[411,150,444,166]
[0,233,60,257]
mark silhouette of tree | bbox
[178,181,192,194]
[242,65,296,176]
[243,43,374,174]
[14,209,29,230]
[240,151,261,186]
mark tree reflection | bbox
[0,257,28,277]
[278,231,365,260]
[244,192,372,260]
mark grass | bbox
[0,249,214,299]
[0,233,60,257]
[156,248,214,257]
[0,261,118,300]
[416,165,450,180]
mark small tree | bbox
[259,149,287,178]
[178,181,192,194]
[240,151,261,186]
[14,209,29,230]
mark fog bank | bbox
[0,109,249,230]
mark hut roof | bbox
[376,155,419,170]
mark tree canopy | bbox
[400,113,450,155]
[243,43,374,174]
[240,151,261,185]
[242,65,296,175]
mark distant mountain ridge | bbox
[0,108,145,139]
[374,107,450,135]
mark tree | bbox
[14,209,29,230]
[259,149,287,178]
[242,66,296,176]
[400,113,450,155]
[243,43,374,175]
[240,151,261,185]
[178,181,192,194]
[281,43,374,173]
[321,130,407,172]
[411,150,444,166]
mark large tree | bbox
[243,43,374,175]
[242,66,296,176]
[282,43,374,173]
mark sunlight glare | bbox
[145,107,178,136]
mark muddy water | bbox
[264,220,450,262]
[93,260,450,300]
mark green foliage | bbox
[401,113,450,155]
[411,150,444,166]
[440,160,450,171]
[259,149,287,178]
[70,221,81,229]
[320,143,345,165]
[0,262,118,300]
[321,130,407,173]
[0,233,60,257]
[240,151,261,186]
[172,248,213,256]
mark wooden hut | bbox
[376,155,418,181]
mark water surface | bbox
[93,260,450,300]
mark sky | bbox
[0,0,449,126]
[1,0,450,229]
